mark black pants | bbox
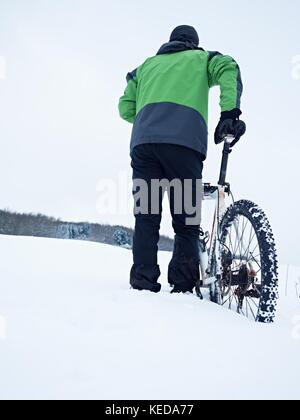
[130,144,204,292]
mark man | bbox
[119,25,246,294]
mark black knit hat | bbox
[170,25,199,46]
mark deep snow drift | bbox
[0,235,299,400]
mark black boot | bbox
[168,256,200,294]
[130,265,162,293]
[171,285,194,294]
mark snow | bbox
[0,235,299,400]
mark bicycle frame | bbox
[200,136,234,287]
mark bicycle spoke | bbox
[222,290,235,306]
[248,296,259,310]
[242,227,256,262]
[248,251,261,269]
[234,294,245,316]
[228,226,234,254]
[233,219,240,260]
[229,289,234,310]
[247,241,259,260]
[236,217,245,259]
[239,217,249,257]
[246,298,257,319]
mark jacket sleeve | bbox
[118,69,138,123]
[208,52,243,112]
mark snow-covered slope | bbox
[0,235,299,400]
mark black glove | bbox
[214,109,246,147]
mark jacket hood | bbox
[157,40,204,56]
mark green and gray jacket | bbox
[119,41,243,158]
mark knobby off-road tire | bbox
[210,200,279,323]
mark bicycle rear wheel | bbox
[210,200,278,323]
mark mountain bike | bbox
[196,135,279,323]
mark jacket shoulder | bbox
[126,68,138,83]
[207,51,223,62]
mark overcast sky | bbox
[0,0,299,265]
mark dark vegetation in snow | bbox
[0,210,174,251]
